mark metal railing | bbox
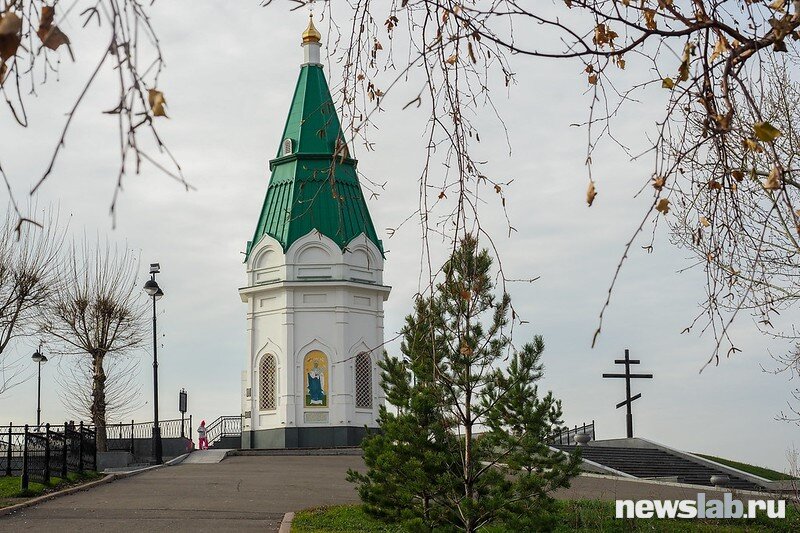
[205,416,242,446]
[0,422,97,490]
[549,421,595,446]
[100,417,193,453]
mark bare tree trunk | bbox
[91,351,108,452]
[40,241,146,453]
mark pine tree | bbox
[350,236,581,532]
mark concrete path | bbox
[181,449,232,464]
[0,455,768,532]
[0,455,365,532]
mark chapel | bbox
[239,16,390,448]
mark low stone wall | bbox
[97,451,134,471]
[106,437,192,463]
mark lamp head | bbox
[143,279,160,296]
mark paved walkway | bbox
[0,454,768,531]
[0,455,365,532]
[181,449,232,464]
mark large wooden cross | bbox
[602,349,653,438]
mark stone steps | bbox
[554,445,765,491]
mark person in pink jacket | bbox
[197,420,209,450]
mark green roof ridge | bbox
[246,65,384,260]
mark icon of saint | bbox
[307,360,325,405]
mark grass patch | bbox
[0,471,101,504]
[694,454,797,482]
[292,500,800,532]
[292,505,405,532]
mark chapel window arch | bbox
[355,351,372,409]
[259,354,277,411]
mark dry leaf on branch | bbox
[710,36,730,61]
[753,121,783,142]
[764,166,782,190]
[655,198,670,215]
[148,89,168,117]
[586,180,597,206]
[37,6,72,55]
[0,12,22,35]
[0,11,21,62]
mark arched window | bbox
[282,138,293,156]
[355,352,372,409]
[259,355,277,411]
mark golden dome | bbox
[302,14,321,44]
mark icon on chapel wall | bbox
[304,350,328,407]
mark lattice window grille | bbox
[355,352,372,409]
[259,355,277,410]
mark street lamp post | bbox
[31,345,48,428]
[143,263,164,465]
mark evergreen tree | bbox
[350,236,581,532]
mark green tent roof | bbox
[246,64,383,259]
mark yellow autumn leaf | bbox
[710,36,731,62]
[655,198,670,215]
[743,138,762,152]
[643,9,657,30]
[148,89,168,117]
[769,0,787,11]
[764,166,781,190]
[662,77,675,89]
[700,216,710,227]
[652,176,666,191]
[753,122,782,142]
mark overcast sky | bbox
[1,2,798,471]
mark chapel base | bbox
[242,426,378,449]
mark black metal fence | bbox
[1,422,97,490]
[101,417,193,454]
[549,421,596,446]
